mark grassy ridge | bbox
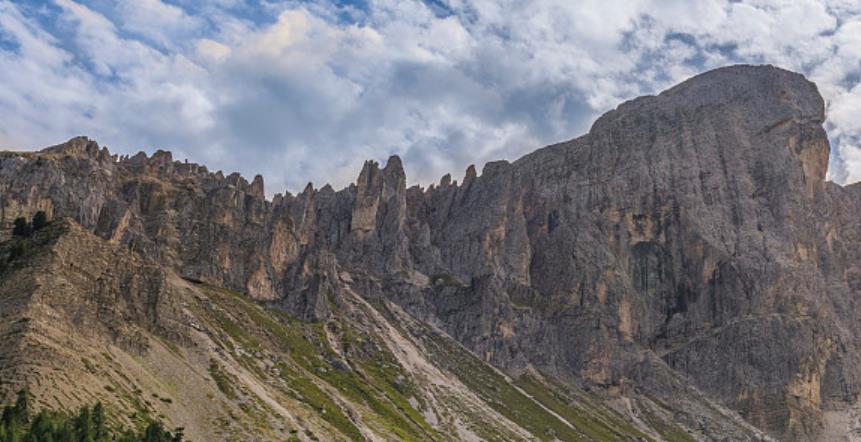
[514,374,650,441]
[416,327,590,441]
[199,285,440,441]
[196,284,696,441]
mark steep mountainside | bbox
[0,220,706,441]
[1,64,859,441]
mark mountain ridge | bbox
[1,64,859,441]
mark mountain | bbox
[1,64,859,441]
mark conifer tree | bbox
[12,217,31,237]
[31,212,48,232]
[92,402,106,441]
[12,390,29,425]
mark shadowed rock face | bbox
[1,65,859,440]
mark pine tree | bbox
[11,218,31,238]
[92,402,106,441]
[143,421,166,442]
[1,400,13,425]
[74,405,93,442]
[12,390,29,425]
[8,240,27,262]
[31,212,48,232]
[5,417,20,442]
[26,412,53,441]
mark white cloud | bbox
[114,0,202,48]
[196,38,231,64]
[0,0,859,194]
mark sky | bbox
[1,0,860,195]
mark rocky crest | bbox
[1,65,859,440]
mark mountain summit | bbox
[1,65,859,441]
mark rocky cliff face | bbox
[1,64,859,440]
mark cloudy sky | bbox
[1,0,860,194]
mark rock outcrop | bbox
[1,65,858,440]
